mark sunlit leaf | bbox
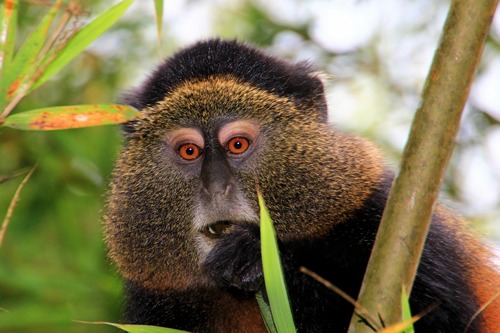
[378,291,427,333]
[258,191,297,333]
[401,287,414,333]
[4,0,62,100]
[109,323,189,333]
[378,318,419,333]
[77,321,189,333]
[0,0,17,70]
[153,0,164,43]
[1,104,139,130]
[31,0,134,91]
[0,0,18,109]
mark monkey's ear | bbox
[118,89,144,137]
[292,61,329,123]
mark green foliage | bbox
[401,288,414,333]
[0,0,139,331]
[2,104,139,130]
[256,291,278,333]
[258,192,296,332]
[0,0,136,129]
[31,0,134,91]
[80,322,189,333]
[3,0,60,103]
[153,0,164,45]
[1,1,498,332]
[0,0,19,110]
[0,126,124,333]
[110,324,188,333]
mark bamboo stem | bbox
[349,0,499,331]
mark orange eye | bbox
[178,143,202,160]
[227,137,250,154]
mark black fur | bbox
[125,171,481,332]
[122,39,328,127]
[124,281,215,331]
[203,223,264,293]
[117,39,485,332]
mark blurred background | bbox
[1,0,499,332]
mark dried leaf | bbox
[2,104,139,130]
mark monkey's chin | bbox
[201,220,235,239]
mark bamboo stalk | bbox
[349,0,499,331]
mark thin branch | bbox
[0,167,31,185]
[0,165,37,247]
[299,266,382,332]
[464,291,500,333]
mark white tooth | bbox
[208,226,217,234]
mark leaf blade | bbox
[401,287,414,333]
[77,321,189,333]
[5,0,62,98]
[31,0,134,91]
[1,104,139,130]
[0,0,19,109]
[258,192,296,333]
[256,291,278,333]
[112,323,189,333]
[153,0,164,43]
[0,0,17,72]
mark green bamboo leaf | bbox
[1,104,139,130]
[0,0,18,109]
[258,192,296,333]
[110,323,189,333]
[77,321,189,333]
[153,0,164,43]
[31,0,134,91]
[0,0,17,71]
[4,0,62,98]
[256,291,278,333]
[401,287,414,333]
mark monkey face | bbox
[105,77,279,289]
[105,66,382,292]
[165,120,261,255]
[103,41,500,332]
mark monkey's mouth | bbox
[201,221,234,239]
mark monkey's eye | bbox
[178,143,202,160]
[226,137,250,155]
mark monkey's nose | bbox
[200,149,235,196]
[202,184,232,197]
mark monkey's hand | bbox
[202,223,263,293]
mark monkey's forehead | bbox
[142,76,298,129]
[121,39,324,112]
